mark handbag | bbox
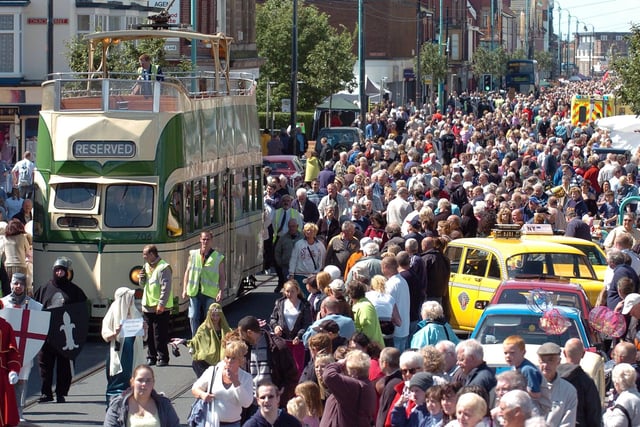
[187,365,217,427]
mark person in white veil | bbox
[101,287,146,405]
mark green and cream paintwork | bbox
[33,30,263,317]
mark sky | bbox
[552,0,640,34]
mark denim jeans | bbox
[393,335,409,352]
[189,294,215,337]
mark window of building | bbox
[616,35,623,41]
[0,14,19,74]
[601,35,608,41]
[77,15,90,33]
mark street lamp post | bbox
[575,20,584,75]
[566,11,572,76]
[265,81,276,131]
[437,0,444,113]
[290,0,299,156]
[555,4,562,77]
[584,23,595,78]
[416,4,433,107]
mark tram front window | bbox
[54,183,97,209]
[104,184,154,228]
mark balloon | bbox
[589,306,626,338]
[539,308,572,335]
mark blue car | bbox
[470,303,593,349]
[471,303,606,402]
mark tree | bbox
[533,51,554,77]
[612,26,640,114]
[417,42,447,104]
[471,47,509,77]
[65,36,170,74]
[256,0,356,112]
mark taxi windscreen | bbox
[506,253,596,280]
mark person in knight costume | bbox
[33,257,87,404]
[1,273,42,421]
[0,299,21,427]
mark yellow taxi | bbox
[519,223,607,281]
[444,225,603,332]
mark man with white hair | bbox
[498,390,534,427]
[435,340,459,378]
[318,183,348,220]
[292,187,319,224]
[455,338,496,394]
[348,240,382,275]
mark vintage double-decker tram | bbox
[33,28,263,320]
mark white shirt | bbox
[385,274,410,338]
[193,362,254,423]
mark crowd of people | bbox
[253,76,640,427]
[4,76,640,427]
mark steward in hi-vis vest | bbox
[140,244,173,366]
[182,231,226,337]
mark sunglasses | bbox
[401,367,418,375]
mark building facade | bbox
[0,0,257,163]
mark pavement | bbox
[20,273,279,426]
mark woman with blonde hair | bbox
[172,302,232,377]
[290,222,326,289]
[191,339,254,427]
[365,274,401,347]
[295,381,323,427]
[314,353,335,402]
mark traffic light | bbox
[482,74,492,91]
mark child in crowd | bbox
[390,372,434,427]
[424,385,444,427]
[294,382,323,427]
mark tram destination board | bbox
[73,140,136,158]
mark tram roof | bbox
[84,29,234,45]
[84,29,233,83]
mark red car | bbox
[263,155,305,189]
[490,279,593,325]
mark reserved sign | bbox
[73,140,136,158]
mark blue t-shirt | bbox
[517,358,542,393]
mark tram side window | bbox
[54,183,97,210]
[253,165,263,211]
[194,179,203,230]
[242,168,250,213]
[231,171,243,219]
[104,184,154,228]
[209,176,219,224]
[167,185,183,237]
[185,181,194,234]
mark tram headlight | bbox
[130,266,144,286]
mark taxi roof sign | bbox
[493,223,523,239]
[520,224,554,235]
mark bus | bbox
[33,29,263,320]
[505,59,539,95]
